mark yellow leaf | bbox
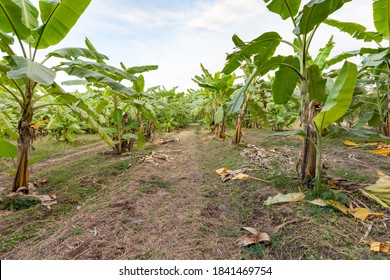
[348,208,384,221]
[215,168,228,175]
[232,173,251,180]
[343,140,359,147]
[305,198,384,221]
[370,241,390,255]
[323,200,349,214]
[370,148,390,156]
[32,120,48,130]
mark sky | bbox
[33,0,376,92]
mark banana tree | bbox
[188,88,215,130]
[0,0,91,192]
[264,0,358,187]
[224,33,283,144]
[44,107,88,142]
[224,0,356,187]
[56,46,159,154]
[323,0,389,135]
[149,86,191,133]
[193,64,237,139]
[342,67,387,132]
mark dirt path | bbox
[2,129,246,259]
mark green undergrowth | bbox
[31,134,101,158]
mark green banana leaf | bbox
[314,36,335,69]
[0,137,17,159]
[223,32,281,75]
[294,0,351,35]
[48,48,109,61]
[373,0,390,38]
[7,56,55,85]
[325,48,382,68]
[58,65,134,95]
[214,106,224,124]
[35,0,92,49]
[263,0,301,20]
[313,61,358,132]
[0,114,18,139]
[0,0,32,40]
[324,18,382,43]
[113,108,123,126]
[272,56,300,104]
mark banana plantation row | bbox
[0,0,389,195]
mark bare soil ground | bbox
[1,127,389,260]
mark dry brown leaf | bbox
[375,171,390,185]
[6,192,19,199]
[370,241,390,255]
[219,169,245,182]
[216,167,269,183]
[141,152,174,166]
[343,140,359,147]
[16,187,29,194]
[240,144,295,171]
[242,227,260,235]
[154,138,176,145]
[39,194,57,209]
[236,227,271,247]
[200,135,215,143]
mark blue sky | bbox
[34,0,375,91]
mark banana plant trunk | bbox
[300,89,318,187]
[12,111,34,192]
[146,119,154,142]
[232,101,248,145]
[387,86,390,136]
[214,120,225,139]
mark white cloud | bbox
[186,0,264,30]
[118,7,188,28]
